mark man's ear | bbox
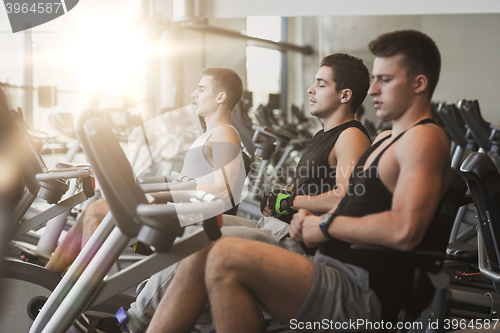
[217,92,227,104]
[414,75,428,95]
[340,89,353,104]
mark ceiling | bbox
[209,0,500,18]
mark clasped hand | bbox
[289,209,329,248]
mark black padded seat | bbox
[436,103,468,150]
[251,125,291,160]
[230,100,256,156]
[458,100,492,152]
[446,242,478,264]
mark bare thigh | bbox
[206,237,314,322]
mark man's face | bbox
[307,66,342,118]
[191,75,219,117]
[368,54,414,121]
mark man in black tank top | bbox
[261,53,372,220]
[146,54,373,331]
[147,31,450,333]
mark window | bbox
[246,16,281,108]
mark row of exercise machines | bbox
[435,100,500,323]
[1,108,224,333]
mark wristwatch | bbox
[319,213,336,240]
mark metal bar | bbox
[249,159,268,199]
[35,170,90,181]
[238,198,261,217]
[449,205,468,243]
[451,145,465,169]
[36,179,78,254]
[139,180,197,192]
[40,228,130,333]
[450,287,493,307]
[30,213,116,333]
[11,191,37,232]
[478,230,500,283]
[280,17,288,122]
[267,143,294,182]
[89,229,210,306]
[136,201,224,217]
[12,190,88,239]
[184,25,313,55]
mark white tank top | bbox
[180,124,241,186]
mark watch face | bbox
[320,213,332,225]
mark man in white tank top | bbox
[45,68,246,275]
[179,68,246,214]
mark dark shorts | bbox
[291,250,382,332]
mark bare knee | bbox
[87,200,108,218]
[87,200,108,219]
[205,237,248,287]
[178,243,213,270]
[83,200,108,230]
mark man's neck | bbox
[321,107,355,131]
[204,107,232,131]
[390,100,433,137]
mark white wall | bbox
[289,14,500,126]
[424,14,500,125]
[288,16,421,123]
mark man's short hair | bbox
[200,67,243,110]
[320,53,370,115]
[368,30,441,99]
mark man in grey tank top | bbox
[146,30,451,333]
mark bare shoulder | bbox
[397,123,450,168]
[337,126,371,142]
[209,125,241,146]
[331,125,372,168]
[335,126,372,152]
[401,123,449,151]
[372,130,392,144]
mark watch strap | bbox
[319,213,336,240]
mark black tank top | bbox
[293,120,370,196]
[319,118,436,321]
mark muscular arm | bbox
[291,127,371,213]
[297,125,451,251]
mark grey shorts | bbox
[291,251,382,332]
